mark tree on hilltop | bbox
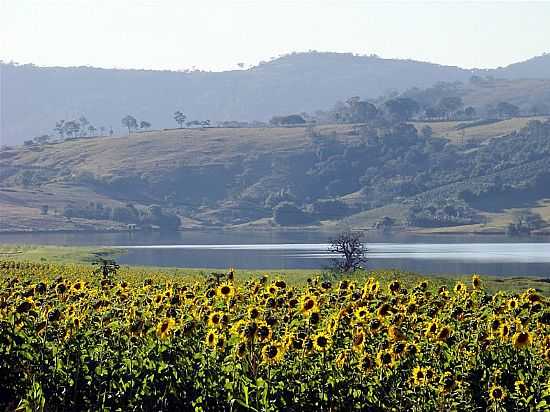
[174,111,187,128]
[121,115,138,134]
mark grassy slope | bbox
[1,117,550,233]
[0,244,122,263]
[411,116,548,144]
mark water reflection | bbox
[1,231,549,276]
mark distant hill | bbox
[2,51,549,146]
[2,117,550,233]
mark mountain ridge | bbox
[2,51,550,146]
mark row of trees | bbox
[173,111,211,128]
[62,202,180,230]
[53,117,111,139]
[24,117,114,146]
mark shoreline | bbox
[1,225,546,237]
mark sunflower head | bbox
[388,325,405,341]
[388,280,401,294]
[299,295,319,316]
[354,306,369,322]
[512,330,532,349]
[376,350,394,368]
[208,311,223,328]
[489,317,501,333]
[426,321,438,336]
[377,303,392,318]
[439,372,456,393]
[472,274,481,289]
[313,333,331,352]
[217,283,235,299]
[261,343,284,364]
[436,326,451,342]
[359,353,373,372]
[256,323,272,343]
[514,380,528,396]
[156,318,176,340]
[335,351,349,369]
[352,329,366,352]
[498,322,510,339]
[405,343,418,356]
[248,306,261,320]
[507,298,519,311]
[412,366,426,386]
[205,330,218,348]
[489,385,506,402]
[235,342,247,359]
[454,282,467,294]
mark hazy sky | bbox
[1,0,549,71]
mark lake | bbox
[1,230,550,276]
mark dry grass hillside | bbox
[1,117,549,233]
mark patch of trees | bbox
[53,117,110,141]
[406,203,485,228]
[63,202,180,230]
[121,115,152,134]
[310,199,350,220]
[506,210,546,236]
[272,202,315,226]
[269,114,306,126]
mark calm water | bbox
[1,230,550,276]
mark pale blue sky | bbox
[1,0,549,71]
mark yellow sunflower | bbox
[507,298,519,311]
[412,366,426,386]
[436,325,451,342]
[514,380,528,396]
[439,372,456,393]
[388,280,401,294]
[426,321,438,337]
[235,342,247,359]
[489,317,502,334]
[512,330,532,349]
[489,385,506,402]
[205,330,218,348]
[216,283,235,299]
[454,282,467,295]
[335,350,349,369]
[376,350,394,368]
[207,311,224,328]
[261,343,284,364]
[156,318,176,340]
[358,352,374,372]
[71,281,85,293]
[352,328,366,352]
[313,332,331,352]
[247,306,261,320]
[354,306,369,323]
[299,295,319,316]
[498,322,510,339]
[255,322,273,343]
[471,274,481,290]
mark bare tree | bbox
[329,231,367,272]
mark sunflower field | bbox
[0,260,549,411]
